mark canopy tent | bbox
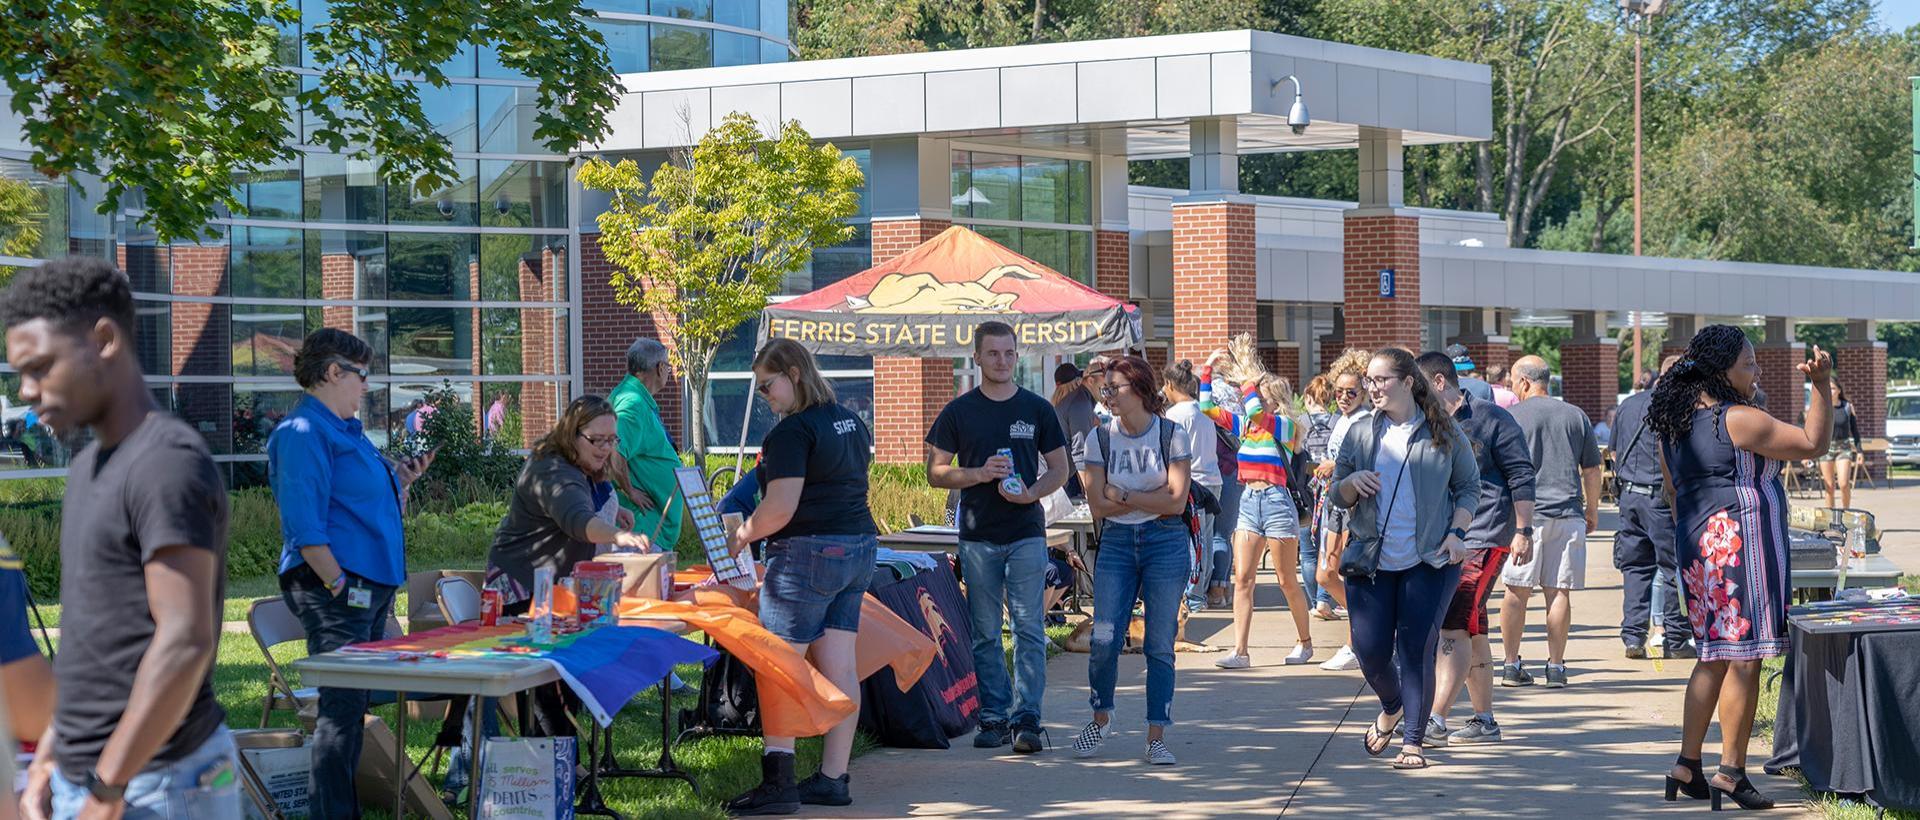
[758,225,1140,358]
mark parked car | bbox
[1887,388,1920,466]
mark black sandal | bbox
[1363,711,1403,757]
[1392,748,1429,770]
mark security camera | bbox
[1274,74,1310,134]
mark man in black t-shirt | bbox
[926,322,1068,756]
[5,258,236,818]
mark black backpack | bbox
[1093,419,1220,585]
[682,651,761,735]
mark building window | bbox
[387,233,478,301]
[651,23,712,71]
[586,17,651,74]
[951,150,1094,283]
[231,227,305,299]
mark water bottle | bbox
[528,567,554,645]
[997,447,1025,496]
[1845,522,1866,571]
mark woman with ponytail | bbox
[1653,325,1831,811]
[1329,348,1480,770]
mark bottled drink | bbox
[997,447,1025,496]
[528,567,554,644]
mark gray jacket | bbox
[1331,412,1481,573]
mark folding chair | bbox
[247,599,319,729]
[1854,438,1888,489]
[435,577,482,626]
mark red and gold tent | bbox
[760,225,1140,357]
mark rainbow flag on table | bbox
[346,623,718,727]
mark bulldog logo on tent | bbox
[844,263,1041,313]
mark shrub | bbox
[389,382,524,510]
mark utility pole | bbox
[1623,0,1665,389]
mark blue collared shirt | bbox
[268,395,407,586]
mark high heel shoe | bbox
[1709,765,1776,811]
[1665,755,1710,801]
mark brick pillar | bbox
[1754,343,1807,424]
[321,253,356,332]
[1342,211,1422,353]
[518,246,562,448]
[871,217,952,265]
[168,244,232,453]
[1171,199,1256,364]
[1560,339,1620,425]
[1458,338,1513,374]
[873,357,950,464]
[1836,342,1888,479]
[578,234,681,439]
[1095,229,1129,302]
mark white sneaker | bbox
[1319,645,1361,671]
[1145,738,1177,765]
[1214,653,1251,669]
[1072,719,1110,758]
[1283,644,1315,665]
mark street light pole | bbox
[1622,0,1664,389]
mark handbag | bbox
[1338,419,1415,581]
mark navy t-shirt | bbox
[760,402,877,542]
[927,387,1068,544]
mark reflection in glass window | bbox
[1020,156,1069,225]
[1021,227,1067,276]
[760,40,789,63]
[389,307,471,376]
[388,159,478,226]
[0,159,69,261]
[478,86,554,156]
[481,382,524,446]
[304,153,384,223]
[231,304,306,377]
[390,380,477,441]
[482,307,568,376]
[233,388,304,455]
[478,44,525,81]
[232,157,302,220]
[176,382,234,455]
[716,0,759,28]
[784,224,870,294]
[387,233,477,300]
[480,234,565,302]
[581,0,647,12]
[960,152,1019,222]
[1068,159,1090,224]
[134,300,170,378]
[304,230,386,301]
[652,24,712,71]
[714,32,757,67]
[119,218,170,292]
[586,18,651,74]
[440,43,477,79]
[414,82,478,153]
[231,227,305,299]
[360,386,393,448]
[653,0,713,20]
[480,160,568,228]
[759,0,788,40]
[0,373,79,471]
[1068,229,1092,284]
[705,376,873,450]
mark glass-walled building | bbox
[0,0,794,483]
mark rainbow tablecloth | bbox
[346,622,718,726]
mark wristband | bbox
[86,769,126,802]
[327,573,347,593]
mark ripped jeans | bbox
[1087,516,1189,727]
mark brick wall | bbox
[1144,345,1169,376]
[1319,335,1349,372]
[516,246,562,448]
[1754,344,1807,424]
[873,356,951,464]
[579,234,683,437]
[1560,339,1620,425]
[320,252,356,332]
[1342,212,1422,353]
[1171,201,1257,364]
[1458,339,1513,375]
[1095,229,1129,301]
[871,217,952,265]
[1836,343,1888,479]
[169,244,231,452]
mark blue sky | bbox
[1880,0,1920,32]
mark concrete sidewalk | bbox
[847,509,1820,819]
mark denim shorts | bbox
[1236,483,1299,540]
[760,533,878,643]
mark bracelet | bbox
[327,573,347,593]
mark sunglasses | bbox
[755,374,784,396]
[332,360,370,380]
[1334,387,1361,398]
[577,432,618,448]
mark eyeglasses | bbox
[754,374,784,396]
[577,432,618,448]
[1100,382,1133,399]
[1363,375,1403,390]
[331,360,370,381]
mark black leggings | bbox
[1346,561,1462,747]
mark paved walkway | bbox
[849,504,1832,818]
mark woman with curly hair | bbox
[1652,324,1832,811]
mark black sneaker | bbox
[796,771,852,807]
[726,752,799,816]
[1624,642,1648,660]
[1500,661,1534,687]
[1665,644,1698,659]
[1012,719,1045,755]
[974,720,1012,748]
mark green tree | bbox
[578,114,864,467]
[0,0,620,243]
[1512,325,1570,373]
[0,177,48,287]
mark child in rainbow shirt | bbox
[1200,351,1316,668]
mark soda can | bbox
[997,447,1025,495]
[480,589,503,627]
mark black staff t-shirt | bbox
[54,413,229,775]
[926,387,1068,544]
[760,402,878,542]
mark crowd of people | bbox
[0,257,1838,816]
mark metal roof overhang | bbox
[588,29,1493,159]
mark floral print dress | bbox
[1661,406,1792,661]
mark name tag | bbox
[348,586,373,609]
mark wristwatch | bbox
[86,769,126,802]
[1447,527,1468,541]
[1517,525,1536,538]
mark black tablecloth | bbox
[1767,606,1920,811]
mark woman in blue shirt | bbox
[269,328,431,819]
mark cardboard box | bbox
[600,551,673,600]
[357,715,454,820]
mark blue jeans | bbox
[1346,561,1462,747]
[54,727,242,819]
[1088,516,1189,727]
[281,565,396,820]
[958,536,1048,726]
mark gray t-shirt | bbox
[1508,396,1601,519]
[1084,416,1192,525]
[1054,387,1098,470]
[1374,417,1424,571]
[55,413,229,775]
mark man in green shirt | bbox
[610,338,684,545]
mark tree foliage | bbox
[0,177,50,287]
[579,114,864,464]
[0,0,620,243]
